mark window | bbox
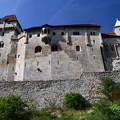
[44,29,47,34]
[73,32,80,35]
[76,46,80,51]
[53,32,56,36]
[0,41,4,48]
[90,32,96,35]
[1,32,4,36]
[51,45,58,51]
[35,46,42,53]
[42,37,51,44]
[18,55,20,58]
[93,40,95,44]
[29,34,32,38]
[48,29,50,34]
[37,33,40,37]
[61,32,64,35]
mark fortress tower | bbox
[0,15,22,81]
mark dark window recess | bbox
[90,32,96,35]
[18,55,20,58]
[44,29,47,34]
[61,32,64,35]
[35,46,42,53]
[73,32,79,35]
[53,32,56,36]
[48,29,50,34]
[37,33,40,37]
[37,68,42,72]
[51,45,58,51]
[29,34,32,38]
[1,32,4,36]
[93,55,95,59]
[76,46,80,51]
[93,40,95,44]
[15,72,17,75]
[0,41,4,48]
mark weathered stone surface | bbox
[0,71,120,108]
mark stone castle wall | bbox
[0,71,120,108]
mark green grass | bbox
[30,108,91,120]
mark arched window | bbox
[35,46,42,53]
[0,41,4,48]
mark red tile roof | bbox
[102,32,120,38]
[25,24,100,32]
[1,15,17,21]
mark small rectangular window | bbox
[29,34,32,38]
[73,32,80,35]
[53,32,56,36]
[61,32,64,35]
[76,46,80,51]
[93,40,95,44]
[90,32,96,35]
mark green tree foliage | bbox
[99,77,115,101]
[64,93,90,110]
[0,95,31,120]
[84,101,120,120]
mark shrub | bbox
[64,93,90,110]
[99,77,115,101]
[84,101,120,120]
[0,95,31,120]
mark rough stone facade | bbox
[0,71,120,108]
[0,15,120,81]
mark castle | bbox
[0,15,120,81]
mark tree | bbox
[99,77,115,101]
[0,95,31,120]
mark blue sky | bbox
[0,0,120,32]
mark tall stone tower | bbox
[0,15,22,81]
[114,19,120,35]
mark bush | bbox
[84,101,120,120]
[99,77,115,101]
[64,93,90,110]
[0,95,31,120]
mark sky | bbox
[0,0,120,32]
